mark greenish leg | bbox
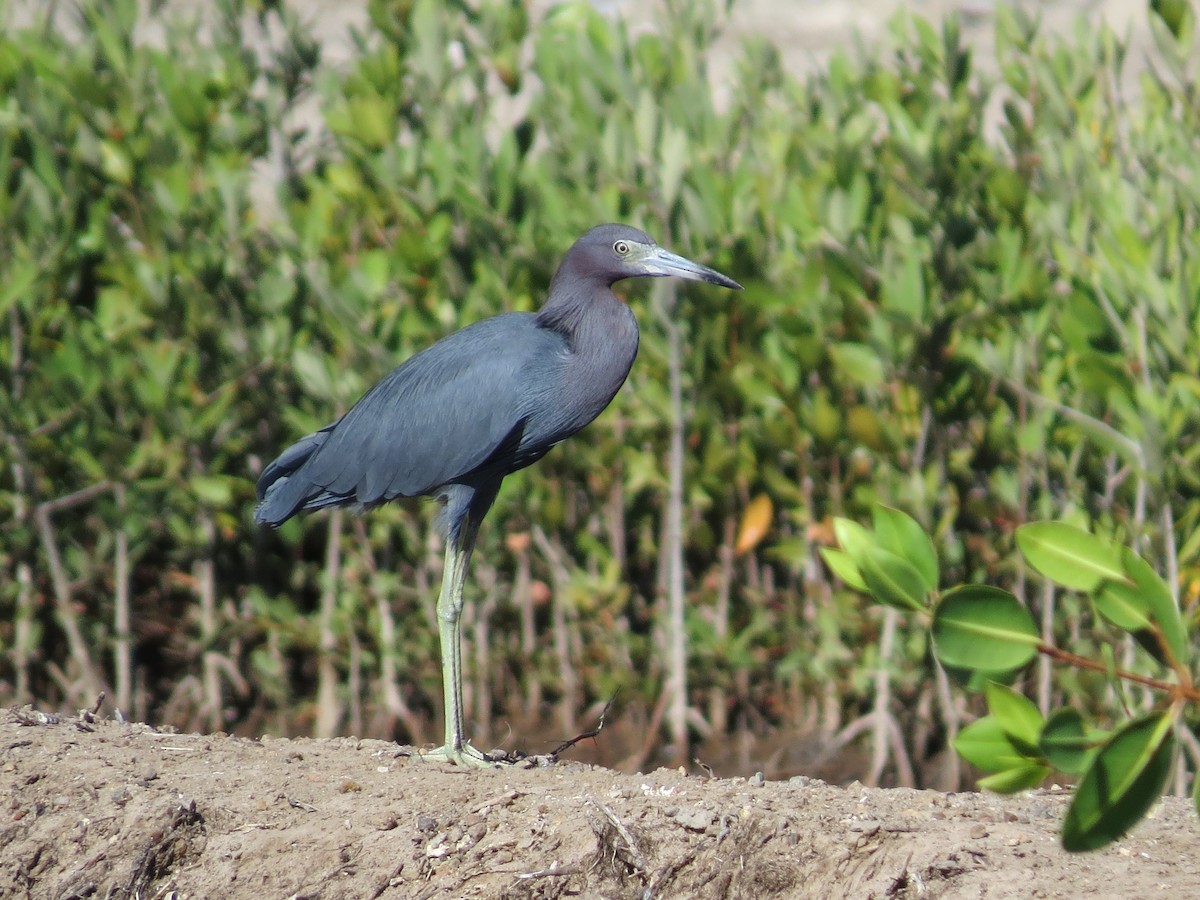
[418,522,496,767]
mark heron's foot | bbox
[417,740,506,768]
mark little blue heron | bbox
[255,223,741,766]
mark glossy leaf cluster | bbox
[831,508,1195,851]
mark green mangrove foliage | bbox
[829,508,1197,851]
[2,0,1199,785]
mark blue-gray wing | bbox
[255,314,565,525]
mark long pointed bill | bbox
[646,246,743,290]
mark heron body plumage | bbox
[255,301,637,526]
[255,223,740,765]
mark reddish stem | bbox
[1037,642,1200,703]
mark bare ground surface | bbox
[3,710,1199,899]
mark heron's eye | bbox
[613,240,630,256]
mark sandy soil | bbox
[4,708,1199,899]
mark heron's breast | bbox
[566,323,638,423]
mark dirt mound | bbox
[2,711,1197,899]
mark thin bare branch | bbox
[1000,377,1145,471]
[38,481,114,516]
[35,500,105,703]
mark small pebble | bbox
[671,806,715,832]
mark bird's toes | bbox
[415,740,507,768]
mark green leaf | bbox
[1016,522,1127,591]
[881,246,926,321]
[355,249,391,298]
[192,475,234,508]
[1062,713,1176,852]
[291,346,335,400]
[977,763,1051,793]
[659,124,687,209]
[932,585,1039,673]
[859,544,929,612]
[1120,548,1188,666]
[1151,0,1195,43]
[955,715,1031,772]
[832,517,873,564]
[0,261,39,315]
[871,505,938,592]
[99,140,133,186]
[1094,577,1153,632]
[1039,708,1094,775]
[985,681,1043,755]
[820,547,867,592]
[633,87,657,159]
[345,94,395,150]
[828,342,884,389]
[943,662,1021,692]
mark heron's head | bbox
[562,224,742,291]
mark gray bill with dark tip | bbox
[646,246,743,290]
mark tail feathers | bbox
[255,428,341,527]
[255,479,351,526]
